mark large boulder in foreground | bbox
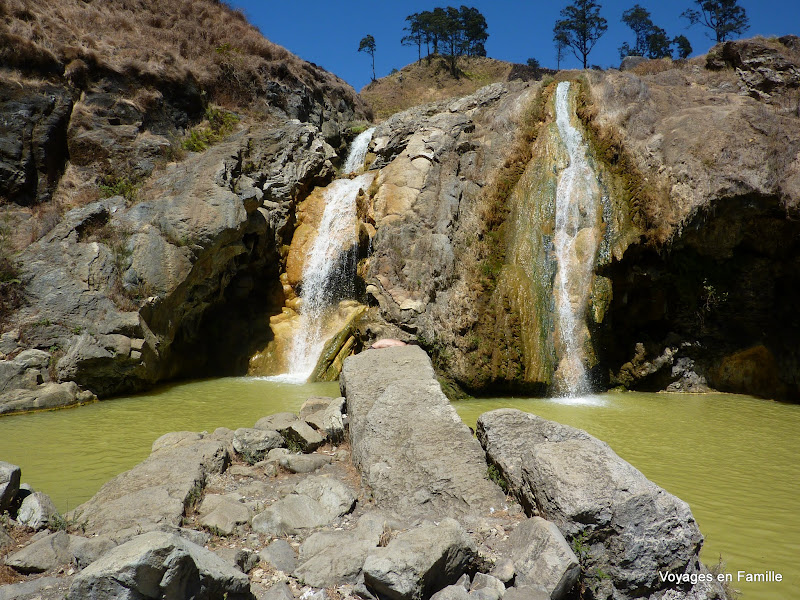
[477,409,708,599]
[66,531,252,600]
[340,345,506,518]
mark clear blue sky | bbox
[229,1,797,91]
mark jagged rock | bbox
[707,38,800,98]
[259,539,297,573]
[0,460,21,511]
[232,428,285,462]
[197,493,252,536]
[282,420,324,452]
[340,346,505,518]
[509,518,579,600]
[17,491,59,530]
[620,56,648,71]
[3,530,113,573]
[304,397,346,443]
[278,453,331,474]
[72,431,229,540]
[363,518,477,600]
[477,409,705,599]
[66,531,252,600]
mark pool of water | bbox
[1,382,797,599]
[454,392,800,600]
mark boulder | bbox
[339,346,505,518]
[0,576,72,600]
[72,431,229,540]
[294,475,356,518]
[259,539,297,573]
[503,586,550,600]
[363,518,477,600]
[3,531,112,573]
[299,396,337,418]
[66,531,252,600]
[431,586,471,600]
[197,493,252,536]
[304,396,346,443]
[232,428,284,463]
[17,491,59,530]
[294,530,374,587]
[278,453,331,474]
[0,460,21,511]
[469,573,506,600]
[509,518,579,600]
[282,420,324,452]
[0,381,96,416]
[477,409,705,598]
[254,412,299,433]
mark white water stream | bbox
[277,127,376,382]
[553,81,601,396]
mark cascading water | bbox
[278,127,376,382]
[552,81,601,396]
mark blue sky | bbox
[229,1,797,91]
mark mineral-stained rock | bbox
[509,517,579,600]
[477,409,705,598]
[66,531,252,600]
[0,460,21,511]
[72,431,229,540]
[363,518,478,600]
[17,491,59,530]
[340,346,505,518]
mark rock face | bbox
[72,430,230,540]
[477,409,706,599]
[340,345,506,518]
[66,531,252,600]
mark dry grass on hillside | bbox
[0,0,365,113]
[361,55,542,121]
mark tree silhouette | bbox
[358,34,377,82]
[553,0,608,69]
[681,0,749,43]
[673,34,693,59]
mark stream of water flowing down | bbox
[553,82,601,396]
[280,127,375,382]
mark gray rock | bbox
[0,381,95,416]
[304,397,346,443]
[198,493,252,536]
[477,409,704,598]
[295,529,374,587]
[17,491,59,530]
[0,460,21,511]
[503,586,550,600]
[14,349,52,369]
[299,396,337,418]
[259,539,297,573]
[251,494,335,536]
[489,558,515,584]
[233,428,285,463]
[620,56,648,71]
[259,582,294,600]
[255,412,299,433]
[5,531,74,573]
[340,346,505,518]
[0,576,72,600]
[66,531,252,600]
[363,518,477,600]
[470,573,506,600]
[72,431,229,540]
[215,547,259,573]
[0,522,13,549]
[283,420,324,452]
[279,453,331,474]
[431,585,471,600]
[294,475,356,518]
[509,518,578,600]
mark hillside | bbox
[360,54,546,120]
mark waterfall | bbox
[552,81,601,396]
[277,128,376,382]
[343,127,376,174]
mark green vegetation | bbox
[619,4,693,60]
[682,0,749,43]
[572,531,611,598]
[99,174,139,203]
[182,106,240,153]
[553,0,608,69]
[402,7,489,76]
[486,464,509,493]
[358,34,377,82]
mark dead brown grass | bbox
[0,0,368,115]
[361,55,521,121]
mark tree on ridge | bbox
[681,0,749,43]
[358,34,377,82]
[553,0,608,69]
